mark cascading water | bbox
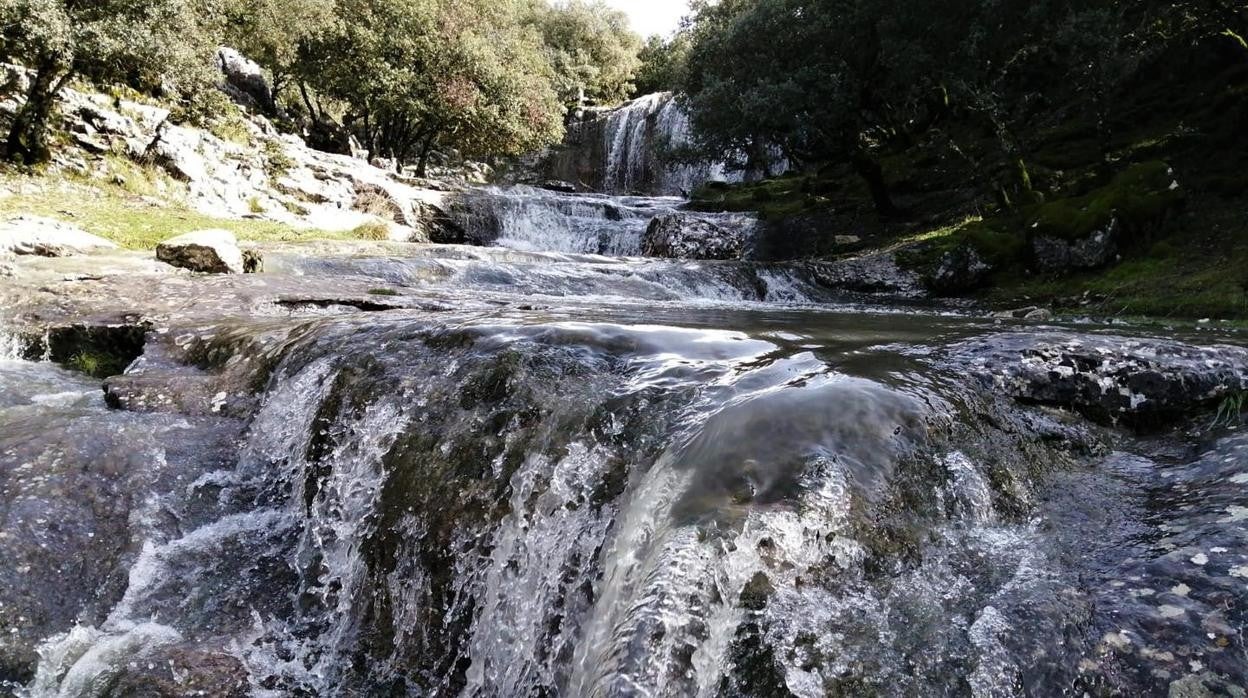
[3,121,1246,697]
[551,93,751,196]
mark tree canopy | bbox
[531,0,642,107]
[0,0,646,169]
[0,0,219,163]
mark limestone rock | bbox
[1032,219,1118,273]
[217,46,275,114]
[0,216,118,257]
[642,213,749,260]
[953,332,1248,426]
[929,245,993,293]
[809,253,926,297]
[156,229,246,274]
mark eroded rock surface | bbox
[954,332,1248,424]
[156,229,246,274]
[641,212,750,260]
[0,216,118,257]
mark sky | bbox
[602,0,691,38]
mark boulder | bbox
[539,180,579,194]
[809,253,926,297]
[0,216,118,257]
[929,244,993,293]
[953,332,1248,426]
[1031,218,1118,273]
[216,47,275,114]
[156,229,246,274]
[642,213,749,260]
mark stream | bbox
[0,179,1245,697]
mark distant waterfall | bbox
[549,93,756,196]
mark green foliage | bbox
[531,0,642,106]
[633,33,690,96]
[263,139,295,178]
[300,0,565,169]
[66,350,130,378]
[0,0,220,163]
[216,0,336,89]
[1212,392,1247,429]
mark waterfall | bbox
[459,185,679,255]
[457,185,765,267]
[12,309,1200,697]
[550,93,754,196]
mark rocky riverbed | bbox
[0,234,1245,696]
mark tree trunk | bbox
[6,57,68,165]
[415,130,439,177]
[298,82,319,122]
[850,148,896,215]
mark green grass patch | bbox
[989,239,1248,319]
[367,288,400,296]
[0,176,354,250]
[66,350,129,379]
[688,174,836,220]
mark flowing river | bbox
[0,180,1246,697]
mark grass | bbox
[66,350,130,378]
[367,288,400,296]
[689,174,837,220]
[0,171,357,250]
[351,219,392,241]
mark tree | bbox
[633,33,690,96]
[530,0,642,107]
[0,0,218,164]
[302,0,564,173]
[216,0,337,99]
[682,0,925,213]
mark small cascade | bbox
[459,185,679,255]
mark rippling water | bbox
[1,190,1245,697]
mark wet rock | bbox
[642,212,748,260]
[242,247,264,273]
[1032,219,1118,272]
[110,645,250,697]
[954,332,1248,425]
[156,229,246,274]
[809,252,926,297]
[539,180,579,193]
[217,46,275,114]
[1024,308,1054,321]
[0,216,118,257]
[929,244,993,293]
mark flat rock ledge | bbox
[952,332,1248,425]
[0,215,118,257]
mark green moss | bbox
[66,350,129,378]
[689,173,836,220]
[1023,161,1183,244]
[898,216,1027,275]
[367,288,399,296]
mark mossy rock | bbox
[1023,161,1184,245]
